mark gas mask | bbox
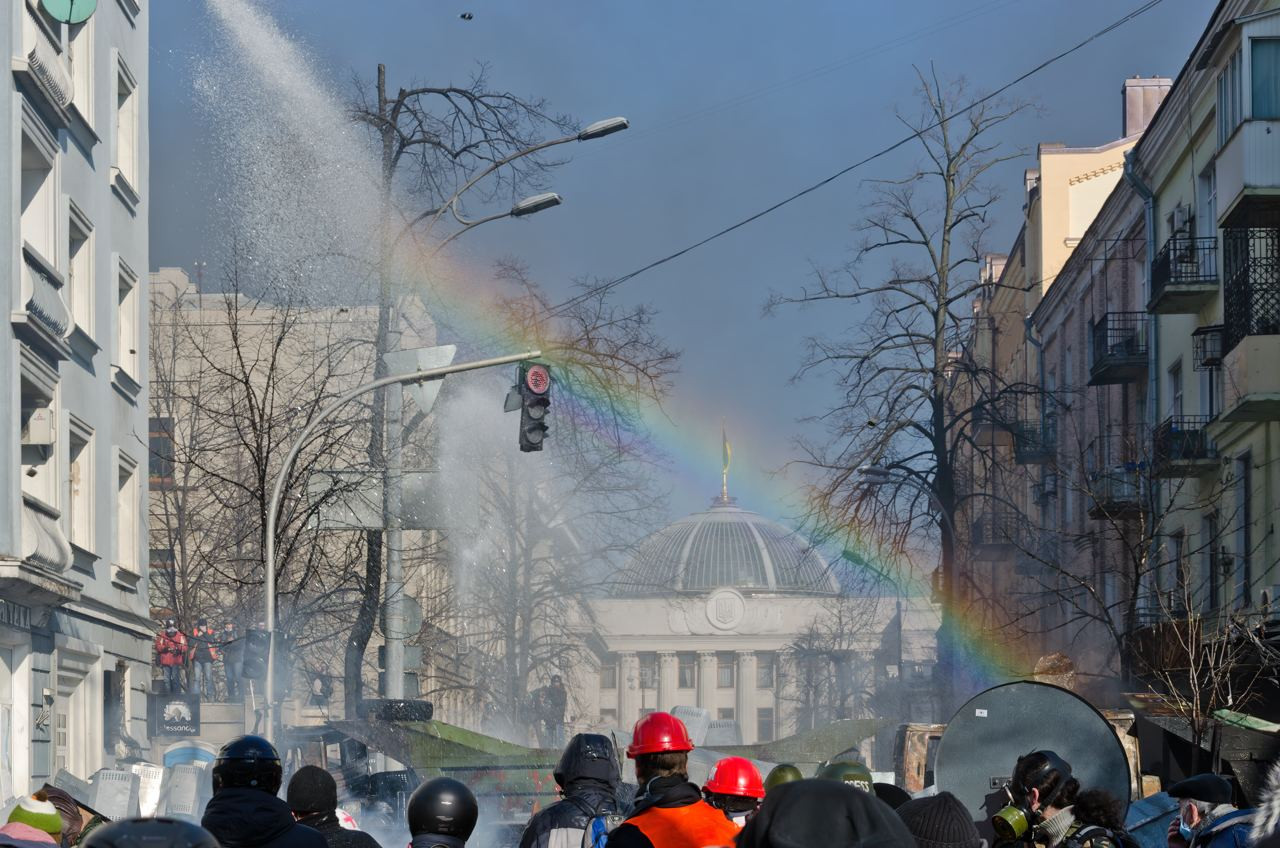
[992,751,1074,842]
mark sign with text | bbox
[149,693,200,737]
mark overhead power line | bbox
[546,0,1167,319]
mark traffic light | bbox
[515,362,551,452]
[242,628,270,680]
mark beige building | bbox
[560,491,940,767]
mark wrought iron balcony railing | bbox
[1152,416,1218,478]
[1089,312,1148,385]
[1150,236,1219,314]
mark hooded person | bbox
[36,786,83,847]
[1252,760,1280,848]
[201,735,326,848]
[518,733,626,848]
[737,779,916,848]
[604,712,739,848]
[287,766,382,848]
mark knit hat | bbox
[896,791,983,848]
[286,765,337,814]
[7,791,64,838]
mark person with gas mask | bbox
[992,751,1129,848]
[604,712,739,848]
[1166,774,1254,848]
[701,757,765,828]
[201,735,326,848]
[518,733,627,848]
[406,777,478,848]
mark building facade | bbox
[1,0,151,795]
[561,493,939,768]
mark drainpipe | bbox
[1123,149,1159,668]
[1123,149,1158,436]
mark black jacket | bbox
[202,788,328,848]
[737,779,916,848]
[295,811,383,848]
[519,779,624,848]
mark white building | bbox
[0,0,150,796]
[566,493,940,767]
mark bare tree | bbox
[340,65,580,717]
[149,253,382,697]
[769,71,1025,709]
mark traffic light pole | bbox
[263,349,541,744]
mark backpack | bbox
[566,796,624,848]
[1066,824,1141,848]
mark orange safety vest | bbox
[625,801,741,848]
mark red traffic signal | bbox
[525,363,550,394]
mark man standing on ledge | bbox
[606,712,739,848]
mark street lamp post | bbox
[263,350,541,743]
[853,464,957,717]
[374,118,629,705]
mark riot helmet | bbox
[80,817,221,848]
[815,760,873,793]
[406,777,478,842]
[554,733,620,788]
[764,764,805,794]
[211,734,283,795]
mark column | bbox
[618,652,640,728]
[735,651,758,742]
[657,651,678,712]
[696,650,717,711]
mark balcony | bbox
[1013,414,1057,465]
[969,511,1020,559]
[1215,120,1280,225]
[972,400,1015,445]
[1149,236,1218,314]
[13,245,72,359]
[1193,325,1224,370]
[13,7,74,128]
[1222,199,1279,358]
[1088,312,1147,386]
[1015,538,1058,579]
[1152,416,1218,478]
[1217,335,1280,423]
[1086,431,1144,520]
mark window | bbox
[149,417,175,488]
[1218,48,1243,147]
[717,708,735,721]
[716,654,735,689]
[1234,454,1253,608]
[757,707,775,743]
[149,548,174,571]
[1204,513,1222,612]
[599,658,617,690]
[1198,166,1217,237]
[0,647,11,800]
[1252,39,1280,119]
[20,382,58,507]
[1167,361,1183,419]
[677,653,696,689]
[114,58,138,187]
[1170,531,1187,614]
[116,454,139,571]
[117,262,139,377]
[68,16,93,122]
[21,134,56,261]
[68,205,93,333]
[638,653,657,690]
[68,422,93,550]
[756,653,776,689]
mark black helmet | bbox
[80,817,221,848]
[406,777,478,840]
[554,733,620,788]
[211,735,282,795]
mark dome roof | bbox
[612,497,839,597]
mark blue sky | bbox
[149,0,1208,526]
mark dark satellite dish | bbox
[40,0,98,24]
[934,682,1130,841]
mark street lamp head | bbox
[855,465,894,484]
[510,192,563,217]
[578,117,629,141]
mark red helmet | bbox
[704,756,765,799]
[626,711,694,758]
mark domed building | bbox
[564,490,941,754]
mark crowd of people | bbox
[155,619,245,701]
[3,710,1279,848]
